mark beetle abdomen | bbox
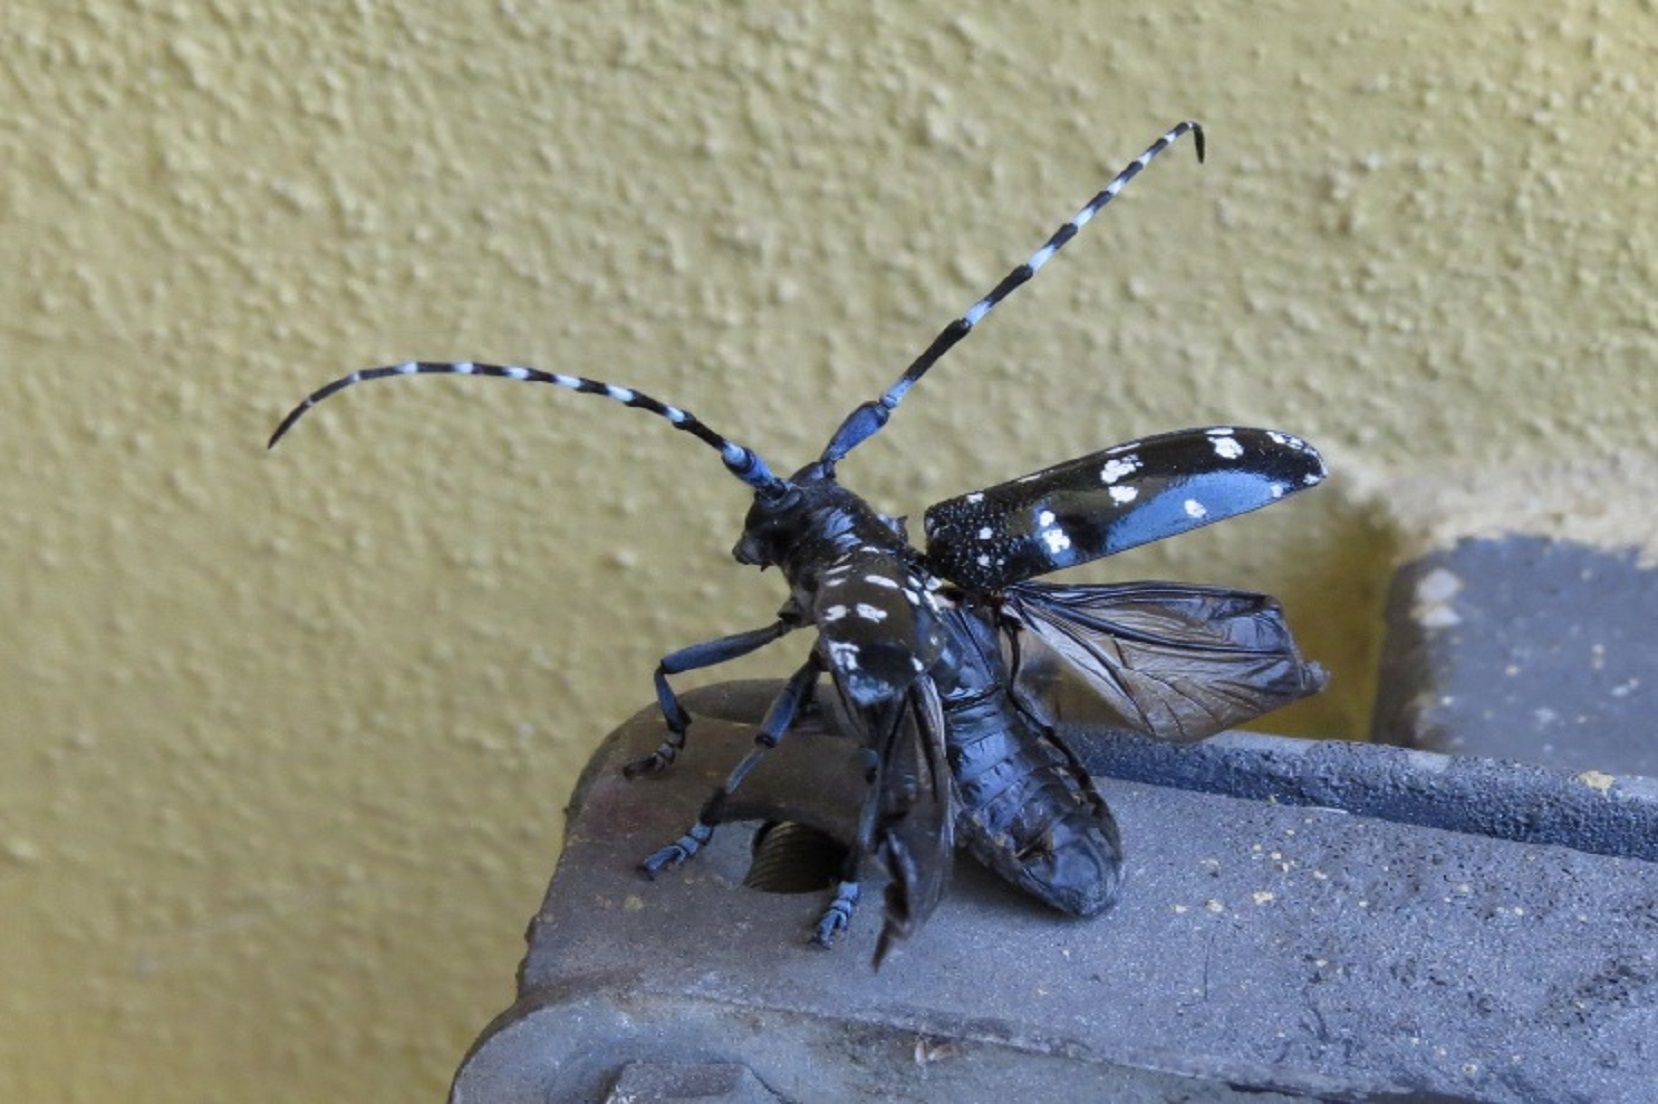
[947,701,1122,917]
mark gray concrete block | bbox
[1373,536,1658,777]
[451,681,1658,1104]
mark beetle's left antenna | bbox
[819,120,1205,470]
[268,361,789,497]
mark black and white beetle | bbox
[271,122,1327,965]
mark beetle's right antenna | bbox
[819,120,1205,470]
[269,361,790,498]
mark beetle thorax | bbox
[733,471,909,582]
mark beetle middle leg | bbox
[640,655,821,874]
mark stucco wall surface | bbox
[3,2,1653,1100]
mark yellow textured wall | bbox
[5,2,1654,1099]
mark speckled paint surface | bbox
[3,2,1655,1100]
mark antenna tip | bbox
[267,401,314,450]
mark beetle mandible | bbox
[271,121,1327,964]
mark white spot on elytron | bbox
[1212,436,1244,460]
[1270,483,1286,499]
[1042,528,1072,554]
[1184,499,1208,519]
[1109,485,1138,505]
[966,492,984,504]
[505,366,531,380]
[978,526,993,540]
[1304,473,1320,485]
[911,656,925,672]
[863,574,900,589]
[1100,456,1140,484]
[1267,431,1287,445]
[903,589,921,605]
[1206,426,1235,437]
[1038,509,1056,527]
[821,605,848,622]
[453,361,476,374]
[977,554,991,567]
[396,361,419,374]
[855,602,887,622]
[827,641,860,671]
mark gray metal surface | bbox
[452,681,1658,1104]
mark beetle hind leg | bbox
[813,879,861,946]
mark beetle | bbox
[270,121,1327,964]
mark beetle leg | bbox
[625,618,796,778]
[639,656,821,874]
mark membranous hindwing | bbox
[1000,580,1328,744]
[922,427,1326,592]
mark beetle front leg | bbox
[624,618,797,778]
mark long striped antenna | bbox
[268,361,788,496]
[820,120,1205,468]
